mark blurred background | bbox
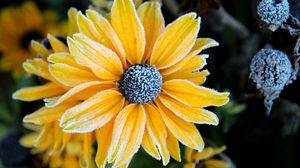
[0,0,299,168]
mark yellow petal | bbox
[49,63,99,87]
[64,155,80,168]
[194,38,219,52]
[142,130,161,160]
[178,55,208,73]
[150,13,200,69]
[52,123,64,153]
[44,81,114,107]
[47,34,68,52]
[144,104,170,166]
[31,40,51,60]
[204,159,230,168]
[68,34,123,80]
[192,147,213,161]
[209,146,227,158]
[163,54,208,78]
[160,54,194,76]
[47,52,87,70]
[159,94,219,125]
[161,37,215,75]
[108,104,146,167]
[137,2,164,62]
[82,133,95,168]
[166,130,181,162]
[86,10,126,67]
[68,8,79,36]
[13,82,65,101]
[186,70,210,85]
[20,133,38,148]
[34,123,53,148]
[77,12,104,44]
[62,133,72,151]
[66,140,81,155]
[96,120,114,168]
[156,99,204,151]
[111,0,145,64]
[134,0,143,7]
[60,90,124,133]
[165,70,209,85]
[183,163,196,168]
[184,148,193,162]
[23,58,53,81]
[23,103,74,125]
[163,79,229,107]
[119,162,130,168]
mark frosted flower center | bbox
[118,64,162,104]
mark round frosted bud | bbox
[257,0,290,31]
[250,48,292,114]
[250,48,292,92]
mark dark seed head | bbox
[20,31,43,50]
[118,64,162,104]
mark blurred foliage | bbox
[215,98,246,133]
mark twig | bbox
[210,6,250,39]
[162,0,181,16]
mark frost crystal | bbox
[250,49,292,114]
[257,0,290,31]
[118,64,162,104]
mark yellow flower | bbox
[14,0,229,167]
[184,146,230,168]
[0,1,65,77]
[20,123,93,168]
[14,8,95,168]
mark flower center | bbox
[118,64,162,104]
[20,31,43,50]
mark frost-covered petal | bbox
[150,13,200,69]
[163,79,229,107]
[137,1,164,62]
[60,90,124,133]
[108,104,146,167]
[111,0,145,64]
[159,93,219,125]
[96,120,114,168]
[142,130,161,160]
[44,81,114,107]
[13,82,65,101]
[68,34,123,80]
[144,104,170,165]
[49,63,99,87]
[156,99,204,151]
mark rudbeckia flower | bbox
[20,123,94,168]
[184,146,230,168]
[14,8,96,168]
[0,1,65,77]
[14,0,229,167]
[58,0,229,166]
